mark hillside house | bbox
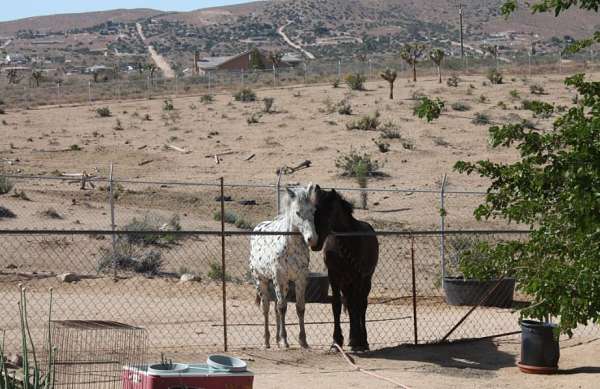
[197,49,301,75]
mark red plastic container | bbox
[122,364,254,389]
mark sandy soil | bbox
[1,72,585,231]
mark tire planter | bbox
[518,320,560,374]
[268,272,330,303]
[443,277,515,308]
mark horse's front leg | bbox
[329,272,344,348]
[274,280,290,348]
[294,275,309,348]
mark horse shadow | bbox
[360,339,515,371]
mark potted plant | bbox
[443,238,515,308]
[455,68,600,374]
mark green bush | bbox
[97,241,163,275]
[263,97,275,113]
[451,101,471,111]
[234,88,257,102]
[207,262,232,281]
[522,100,554,118]
[446,75,460,87]
[163,98,174,111]
[530,84,545,95]
[96,107,111,117]
[345,73,366,91]
[336,99,352,115]
[346,111,380,131]
[486,68,503,85]
[335,149,381,177]
[379,122,402,139]
[472,112,491,125]
[0,176,13,195]
[200,94,214,104]
[122,214,181,246]
[413,97,445,122]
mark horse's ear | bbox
[286,187,296,199]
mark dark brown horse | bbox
[312,186,379,351]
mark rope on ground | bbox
[331,343,413,389]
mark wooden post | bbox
[220,177,228,352]
[109,163,117,281]
[411,235,418,345]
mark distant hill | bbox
[0,9,164,34]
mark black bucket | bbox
[520,320,560,369]
[443,277,515,308]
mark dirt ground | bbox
[170,337,600,389]
[1,71,589,231]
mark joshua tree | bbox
[429,48,446,84]
[6,68,21,84]
[30,70,43,87]
[269,51,284,69]
[400,43,426,82]
[380,68,397,100]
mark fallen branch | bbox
[244,153,256,161]
[276,160,312,175]
[205,151,235,158]
[138,159,154,166]
[166,144,191,154]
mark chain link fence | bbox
[1,52,597,109]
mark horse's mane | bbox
[332,190,354,215]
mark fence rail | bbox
[0,229,598,355]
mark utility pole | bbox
[459,4,464,58]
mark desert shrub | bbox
[346,111,380,131]
[69,144,82,151]
[96,107,111,117]
[379,122,401,139]
[200,94,214,104]
[0,176,14,195]
[472,112,491,125]
[207,262,232,281]
[486,68,503,84]
[530,84,545,95]
[41,208,62,219]
[234,88,257,102]
[335,149,381,177]
[401,139,416,150]
[509,89,520,100]
[97,241,163,275]
[122,214,181,245]
[213,210,238,224]
[246,112,262,124]
[142,113,151,121]
[373,138,390,153]
[521,119,536,129]
[446,75,459,87]
[336,99,352,115]
[451,101,471,111]
[234,217,253,230]
[0,107,5,115]
[432,136,450,147]
[332,79,340,88]
[163,98,174,111]
[0,206,16,219]
[413,97,445,122]
[479,95,489,103]
[114,119,124,131]
[263,97,275,113]
[345,73,366,91]
[497,101,508,110]
[522,100,554,118]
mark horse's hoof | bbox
[300,341,310,349]
[350,344,369,353]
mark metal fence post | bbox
[273,65,277,87]
[411,234,418,345]
[208,72,212,94]
[220,177,228,352]
[338,59,341,80]
[241,69,244,88]
[276,170,283,215]
[440,174,448,286]
[109,163,117,281]
[174,74,178,97]
[88,81,92,104]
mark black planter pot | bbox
[518,320,560,374]
[268,272,330,303]
[443,277,515,308]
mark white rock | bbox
[179,273,201,283]
[58,273,80,283]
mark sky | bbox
[0,1,255,22]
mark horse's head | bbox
[284,183,318,249]
[311,185,354,252]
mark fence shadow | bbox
[361,339,515,371]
